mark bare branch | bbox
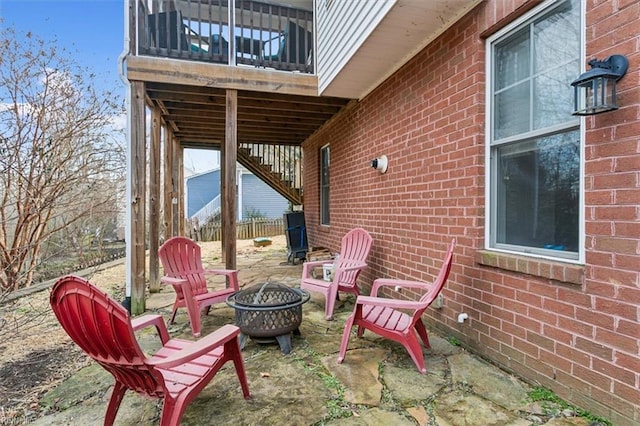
[0,26,125,291]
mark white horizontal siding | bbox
[241,174,289,220]
[316,0,396,95]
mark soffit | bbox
[320,0,483,99]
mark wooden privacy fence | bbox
[188,217,285,242]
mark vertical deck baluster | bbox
[249,0,255,63]
[287,145,292,186]
[267,4,274,60]
[258,1,264,64]
[197,0,204,58]
[176,0,184,57]
[277,145,282,179]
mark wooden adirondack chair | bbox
[337,238,456,374]
[159,236,239,337]
[49,275,250,426]
[300,228,373,320]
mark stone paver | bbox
[327,407,416,425]
[34,389,158,426]
[384,359,448,406]
[433,391,526,426]
[449,352,529,411]
[406,405,429,425]
[323,348,387,406]
[33,243,605,425]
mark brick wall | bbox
[302,0,640,424]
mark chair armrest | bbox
[160,276,189,286]
[370,278,431,296]
[131,314,171,344]
[301,260,334,278]
[304,260,334,268]
[203,268,238,276]
[145,324,240,368]
[160,276,195,301]
[337,261,367,272]
[355,295,424,311]
[203,269,239,291]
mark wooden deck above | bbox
[128,58,351,147]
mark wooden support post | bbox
[171,135,181,236]
[177,145,185,236]
[130,81,146,314]
[149,107,161,293]
[220,137,225,257]
[224,90,237,269]
[163,128,174,238]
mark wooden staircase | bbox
[237,143,303,206]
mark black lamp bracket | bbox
[587,55,629,79]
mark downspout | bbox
[118,0,132,312]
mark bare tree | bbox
[0,27,125,294]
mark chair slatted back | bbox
[414,239,456,319]
[159,236,208,297]
[335,228,373,287]
[50,276,164,397]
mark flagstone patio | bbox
[27,239,598,425]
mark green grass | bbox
[446,336,461,346]
[294,348,353,423]
[528,386,611,425]
[16,305,30,314]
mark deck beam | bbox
[127,56,319,97]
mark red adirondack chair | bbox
[337,238,456,374]
[49,275,250,426]
[300,228,373,320]
[159,236,239,337]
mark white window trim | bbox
[484,0,586,264]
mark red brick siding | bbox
[303,0,639,423]
[582,0,640,423]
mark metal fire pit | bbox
[226,282,310,354]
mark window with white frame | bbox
[487,0,582,261]
[320,144,330,225]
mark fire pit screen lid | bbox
[226,282,310,311]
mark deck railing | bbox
[240,143,301,188]
[237,142,302,205]
[136,0,314,73]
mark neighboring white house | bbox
[186,164,289,224]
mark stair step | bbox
[237,143,303,205]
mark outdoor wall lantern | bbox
[571,54,629,116]
[370,155,388,174]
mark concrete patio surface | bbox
[34,244,599,425]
